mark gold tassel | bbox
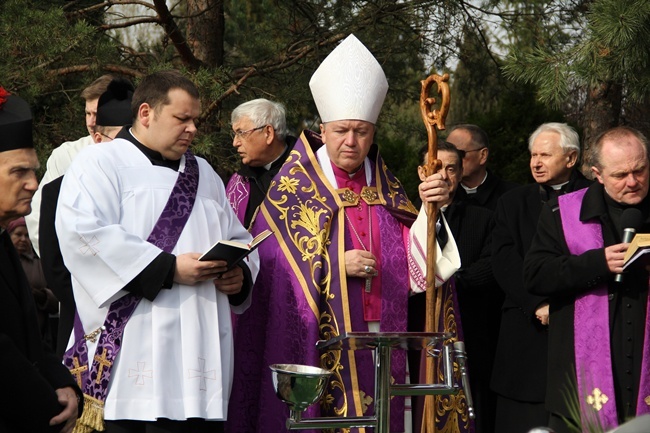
[72,394,105,433]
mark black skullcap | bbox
[0,87,33,152]
[96,77,135,127]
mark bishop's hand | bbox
[344,249,378,278]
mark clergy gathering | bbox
[2,2,650,433]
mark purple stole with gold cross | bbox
[63,151,199,433]
[559,188,650,430]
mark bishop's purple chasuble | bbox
[226,130,418,433]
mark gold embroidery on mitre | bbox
[644,395,650,406]
[586,388,609,411]
[360,186,380,205]
[337,188,359,207]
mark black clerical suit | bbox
[491,171,591,431]
[454,169,518,212]
[234,136,296,229]
[39,176,72,358]
[524,181,649,430]
[444,200,500,433]
[0,230,82,432]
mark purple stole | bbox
[559,189,650,430]
[226,173,250,225]
[227,130,417,433]
[63,152,199,433]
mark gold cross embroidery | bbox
[360,186,379,205]
[69,357,88,388]
[586,388,609,411]
[339,188,359,207]
[359,390,374,413]
[94,348,113,384]
[645,395,650,406]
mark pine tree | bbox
[503,0,650,155]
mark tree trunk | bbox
[623,99,650,141]
[187,0,224,67]
[580,80,622,174]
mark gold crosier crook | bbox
[419,73,450,433]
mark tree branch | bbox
[152,0,204,70]
[47,64,145,79]
[199,68,256,125]
[65,0,157,18]
[231,33,347,80]
[458,0,502,69]
[98,16,161,31]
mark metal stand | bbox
[279,331,462,432]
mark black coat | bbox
[0,231,82,432]
[39,176,73,358]
[490,172,592,402]
[454,169,518,212]
[523,182,648,422]
[443,200,500,372]
[446,200,500,433]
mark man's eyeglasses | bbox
[231,125,266,140]
[463,146,486,155]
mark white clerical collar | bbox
[316,145,372,186]
[263,144,288,170]
[550,181,569,190]
[461,171,488,194]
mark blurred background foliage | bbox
[1,0,648,199]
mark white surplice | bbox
[55,138,258,421]
[26,134,94,256]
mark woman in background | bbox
[7,217,59,347]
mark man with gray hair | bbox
[525,126,650,432]
[0,89,82,433]
[226,98,296,228]
[491,123,591,432]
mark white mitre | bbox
[309,34,388,124]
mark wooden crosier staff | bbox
[419,73,450,433]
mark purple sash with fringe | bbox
[559,188,650,429]
[63,151,199,405]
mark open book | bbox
[623,233,650,270]
[198,229,273,269]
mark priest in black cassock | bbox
[0,88,82,432]
[491,122,591,433]
[524,126,650,432]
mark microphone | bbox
[615,208,643,283]
[453,341,475,419]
